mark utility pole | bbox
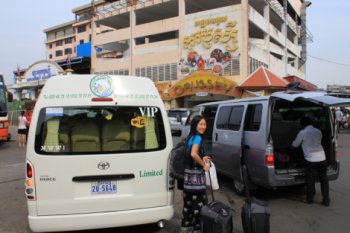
[90,0,96,74]
[300,1,312,76]
[284,0,288,76]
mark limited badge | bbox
[90,75,114,97]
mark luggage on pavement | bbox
[200,162,234,233]
[241,165,270,233]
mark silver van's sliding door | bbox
[211,104,246,179]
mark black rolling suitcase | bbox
[241,165,270,233]
[200,163,234,233]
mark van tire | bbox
[233,178,246,196]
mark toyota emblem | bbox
[97,161,110,170]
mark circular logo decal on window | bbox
[90,75,114,97]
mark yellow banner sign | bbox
[168,70,239,98]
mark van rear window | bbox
[34,106,166,155]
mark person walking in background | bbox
[181,115,210,233]
[24,109,32,140]
[17,110,27,148]
[335,107,343,133]
[292,116,330,206]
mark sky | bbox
[1,1,350,90]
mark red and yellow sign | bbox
[168,70,239,98]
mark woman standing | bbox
[181,115,210,233]
[24,109,32,140]
[18,110,27,148]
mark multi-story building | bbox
[12,0,313,107]
[84,0,311,107]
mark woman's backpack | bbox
[169,139,188,180]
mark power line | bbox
[308,55,350,68]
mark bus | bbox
[0,74,10,142]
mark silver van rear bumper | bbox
[259,160,340,188]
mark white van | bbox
[167,108,190,135]
[25,75,174,232]
[182,91,350,195]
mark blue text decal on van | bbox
[90,75,114,97]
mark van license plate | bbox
[91,181,117,194]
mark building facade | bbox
[12,0,311,107]
[82,0,307,108]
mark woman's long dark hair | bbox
[187,115,207,142]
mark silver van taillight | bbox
[264,143,274,166]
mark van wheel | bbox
[233,179,246,196]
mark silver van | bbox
[182,91,350,195]
[168,108,190,135]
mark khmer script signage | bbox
[25,60,64,82]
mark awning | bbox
[237,66,288,89]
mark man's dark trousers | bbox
[305,160,329,203]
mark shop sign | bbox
[25,60,63,82]
[179,6,241,77]
[168,70,239,98]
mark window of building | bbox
[55,50,63,57]
[79,39,84,44]
[77,25,86,33]
[49,54,53,59]
[64,48,72,55]
[65,38,73,44]
[56,40,63,46]
[249,57,267,74]
[135,63,177,81]
[49,44,52,49]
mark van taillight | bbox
[265,143,274,166]
[25,162,36,201]
[265,154,274,166]
[27,163,33,178]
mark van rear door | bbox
[31,106,170,216]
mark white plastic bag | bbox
[205,161,219,190]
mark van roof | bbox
[36,75,163,107]
[194,91,350,108]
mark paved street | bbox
[0,126,350,233]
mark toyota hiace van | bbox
[25,75,174,232]
[182,92,350,195]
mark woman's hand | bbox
[203,163,210,172]
[203,156,211,164]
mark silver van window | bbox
[216,106,232,129]
[216,105,244,131]
[228,106,244,131]
[244,104,262,131]
[34,106,166,155]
